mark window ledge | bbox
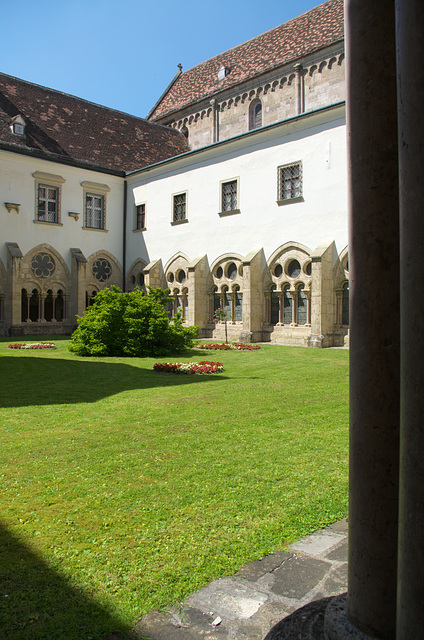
[218,209,240,217]
[276,197,304,206]
[171,219,189,226]
[33,220,63,227]
[82,226,108,232]
[133,227,146,233]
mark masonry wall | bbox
[158,44,345,151]
[126,104,349,346]
[0,151,124,335]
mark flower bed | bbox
[197,342,261,351]
[8,342,57,350]
[153,360,224,374]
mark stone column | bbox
[294,64,304,114]
[396,0,424,637]
[187,255,208,329]
[210,99,218,143]
[345,0,400,637]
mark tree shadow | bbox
[0,521,135,639]
[0,357,226,408]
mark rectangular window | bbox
[33,171,65,225]
[135,204,146,230]
[37,185,59,222]
[278,162,303,203]
[173,193,186,222]
[222,180,238,212]
[219,177,240,215]
[85,194,105,229]
[81,180,110,231]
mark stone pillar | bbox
[6,242,23,327]
[210,99,218,143]
[242,249,266,342]
[187,255,208,329]
[396,0,424,637]
[70,248,87,321]
[345,0,400,637]
[294,64,304,114]
[143,259,164,290]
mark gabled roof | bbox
[0,73,189,174]
[148,0,344,122]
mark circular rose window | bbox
[287,259,301,278]
[31,253,55,279]
[92,258,112,282]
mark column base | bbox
[325,594,376,640]
[264,594,376,640]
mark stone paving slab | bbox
[134,518,348,640]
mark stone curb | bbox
[134,518,348,640]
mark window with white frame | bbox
[277,162,303,203]
[135,203,146,230]
[219,178,239,214]
[85,194,104,229]
[172,192,187,223]
[81,181,110,230]
[33,171,66,224]
[37,185,59,222]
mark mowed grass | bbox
[0,338,349,639]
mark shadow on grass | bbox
[0,521,134,640]
[0,357,226,408]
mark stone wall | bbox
[159,46,345,151]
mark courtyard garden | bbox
[0,337,348,639]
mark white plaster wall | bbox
[126,105,347,269]
[0,151,124,268]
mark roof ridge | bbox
[182,0,335,75]
[0,71,149,124]
[148,0,343,121]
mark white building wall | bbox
[127,105,347,268]
[1,151,124,270]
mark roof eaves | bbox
[0,140,125,177]
[151,37,345,123]
[126,100,346,178]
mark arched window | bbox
[224,289,231,318]
[249,100,262,130]
[45,290,54,322]
[283,285,293,324]
[55,290,64,321]
[270,285,279,325]
[234,287,243,321]
[342,282,349,325]
[297,285,308,325]
[86,290,97,308]
[213,288,221,314]
[29,289,39,322]
[21,289,28,322]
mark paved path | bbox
[135,519,348,640]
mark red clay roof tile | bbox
[148,0,344,121]
[0,73,189,173]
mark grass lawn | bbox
[0,338,349,639]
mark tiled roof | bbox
[148,0,344,121]
[0,73,189,173]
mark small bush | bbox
[69,286,198,357]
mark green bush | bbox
[68,286,198,357]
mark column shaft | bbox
[396,0,424,636]
[346,0,399,637]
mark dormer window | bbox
[10,115,26,136]
[218,64,229,81]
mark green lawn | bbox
[0,338,349,639]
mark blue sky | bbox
[3,0,324,119]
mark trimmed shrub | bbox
[69,286,198,357]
